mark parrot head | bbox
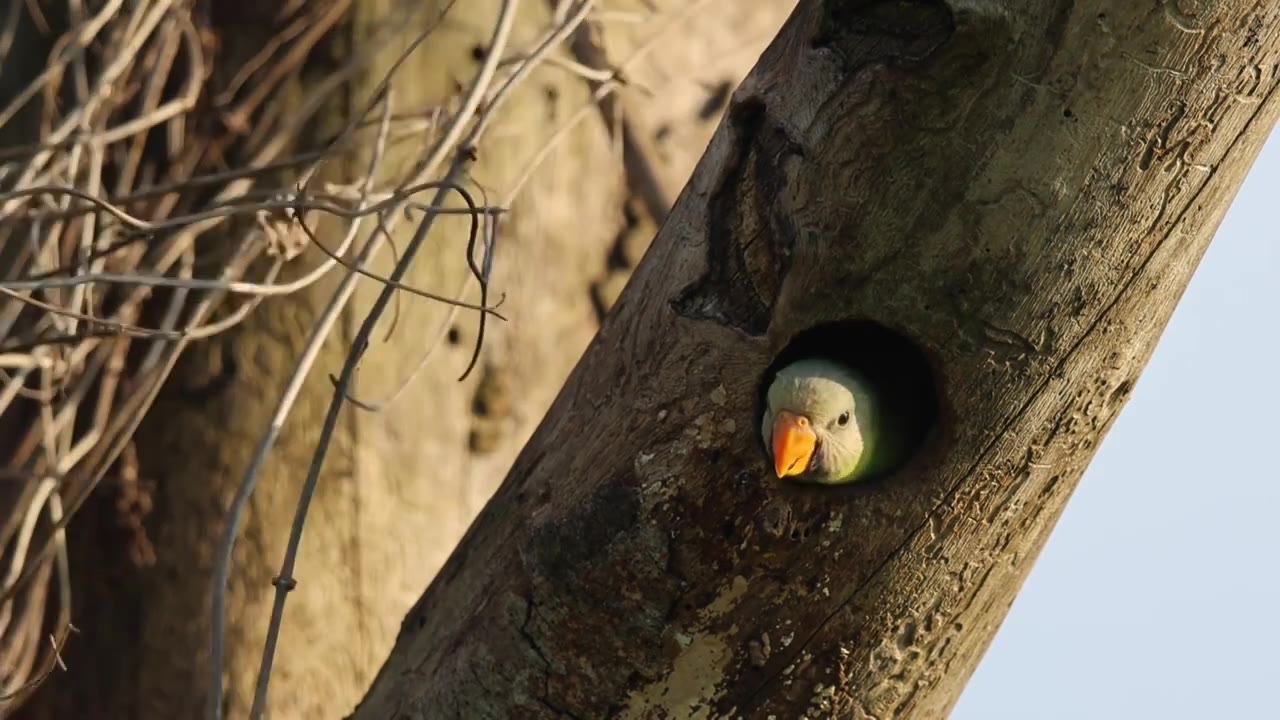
[760,357,879,485]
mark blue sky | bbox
[954,130,1280,717]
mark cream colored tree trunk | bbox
[17,2,796,718]
[350,1,1280,718]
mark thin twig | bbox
[246,1,531,715]
[0,0,435,701]
[205,86,399,720]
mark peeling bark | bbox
[353,1,1280,718]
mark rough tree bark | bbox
[352,2,1280,718]
[15,1,795,718]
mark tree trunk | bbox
[351,2,1280,718]
[14,1,795,718]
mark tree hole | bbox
[757,320,940,483]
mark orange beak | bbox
[771,410,816,479]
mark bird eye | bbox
[837,411,850,426]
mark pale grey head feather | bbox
[761,358,878,483]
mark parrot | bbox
[760,357,889,485]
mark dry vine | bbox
[0,0,717,715]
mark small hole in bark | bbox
[471,45,487,62]
[1062,108,1074,118]
[757,320,940,483]
[721,520,736,538]
[1110,379,1133,405]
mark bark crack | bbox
[519,593,585,720]
[671,97,802,335]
